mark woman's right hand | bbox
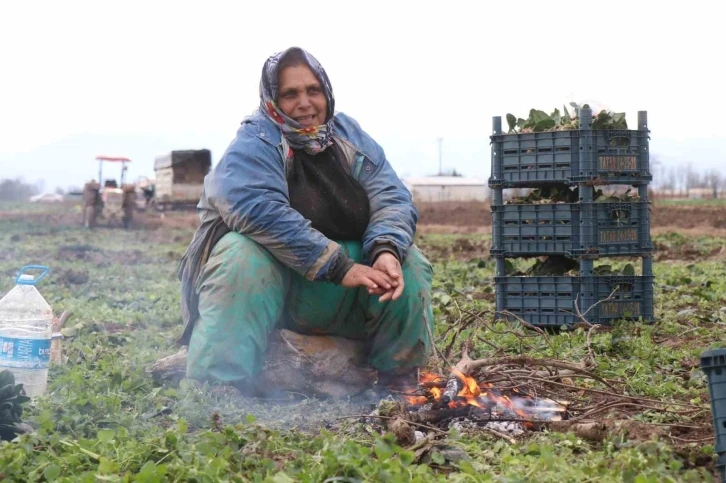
[341,263,396,293]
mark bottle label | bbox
[0,336,51,369]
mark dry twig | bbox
[668,434,714,444]
[443,309,478,361]
[453,346,615,391]
[498,310,555,353]
[521,376,704,410]
[482,427,517,444]
[476,335,503,353]
[571,288,619,321]
[423,308,452,372]
[585,323,602,368]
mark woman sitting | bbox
[177,46,434,395]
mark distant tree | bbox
[660,165,676,193]
[55,187,65,195]
[683,163,701,197]
[0,178,40,201]
[698,171,710,189]
[705,169,723,199]
[651,155,665,191]
[664,166,679,195]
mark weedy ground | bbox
[0,202,724,482]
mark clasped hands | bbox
[340,252,404,302]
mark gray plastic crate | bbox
[701,348,726,482]
[494,275,654,327]
[491,202,576,256]
[489,109,652,188]
[490,201,652,258]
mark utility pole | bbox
[437,137,443,175]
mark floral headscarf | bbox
[259,47,336,154]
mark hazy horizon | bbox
[2,1,724,193]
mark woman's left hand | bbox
[370,253,404,302]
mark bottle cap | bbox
[15,266,49,285]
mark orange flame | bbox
[451,368,481,398]
[403,371,445,405]
[404,369,566,423]
[405,396,429,406]
[419,372,444,384]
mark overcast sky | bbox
[1,1,723,192]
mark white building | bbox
[402,176,489,203]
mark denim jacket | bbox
[176,110,418,345]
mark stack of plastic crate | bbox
[488,107,654,327]
[701,349,726,482]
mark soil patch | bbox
[652,204,726,229]
[60,268,90,285]
[418,236,492,261]
[57,244,100,261]
[417,225,489,235]
[416,201,491,227]
[57,244,149,267]
[414,202,726,232]
[653,242,726,262]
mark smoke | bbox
[173,380,385,432]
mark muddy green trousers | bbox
[186,232,434,388]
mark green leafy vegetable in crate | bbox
[506,186,640,205]
[591,264,636,276]
[506,186,579,204]
[506,257,636,277]
[562,263,637,277]
[505,103,627,134]
[505,255,578,276]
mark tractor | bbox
[82,155,136,229]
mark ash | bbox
[417,402,434,412]
[482,420,525,436]
[448,417,524,436]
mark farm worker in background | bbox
[177,46,434,396]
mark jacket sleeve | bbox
[203,121,344,281]
[345,121,418,265]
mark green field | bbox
[1,204,725,482]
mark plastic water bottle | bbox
[0,265,53,398]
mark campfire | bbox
[362,336,709,457]
[365,344,606,447]
[407,369,566,419]
[395,366,568,438]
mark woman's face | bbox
[277,64,327,127]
